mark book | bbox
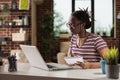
[64,56,84,65]
[19,0,29,10]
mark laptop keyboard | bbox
[47,64,56,68]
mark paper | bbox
[19,0,29,10]
[64,57,84,65]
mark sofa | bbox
[57,41,70,64]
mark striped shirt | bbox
[70,34,108,62]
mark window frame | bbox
[72,0,94,33]
[72,0,114,36]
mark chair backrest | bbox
[60,41,70,54]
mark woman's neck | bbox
[78,31,88,38]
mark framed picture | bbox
[19,0,29,10]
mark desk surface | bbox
[0,63,119,80]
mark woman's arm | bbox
[77,61,100,69]
[67,48,73,57]
[77,47,109,69]
[98,47,109,59]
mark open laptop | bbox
[20,45,73,71]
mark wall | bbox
[0,0,31,56]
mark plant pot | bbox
[105,64,119,79]
[0,65,4,72]
[60,33,69,38]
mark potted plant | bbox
[38,11,59,62]
[54,11,65,37]
[105,47,119,79]
[0,57,4,72]
[1,3,9,12]
[59,30,69,38]
[12,21,16,26]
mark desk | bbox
[0,63,119,80]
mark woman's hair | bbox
[71,9,91,29]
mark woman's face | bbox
[67,16,85,34]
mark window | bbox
[75,0,91,32]
[54,0,114,37]
[73,0,114,37]
[54,0,72,36]
[94,0,113,37]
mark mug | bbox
[100,60,106,74]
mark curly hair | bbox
[71,9,91,29]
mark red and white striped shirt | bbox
[70,34,108,62]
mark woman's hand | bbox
[75,61,91,69]
[75,61,101,69]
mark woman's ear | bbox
[81,23,86,28]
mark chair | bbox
[57,41,70,64]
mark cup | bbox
[100,60,106,74]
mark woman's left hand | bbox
[75,61,91,69]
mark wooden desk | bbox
[0,63,119,80]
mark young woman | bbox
[67,9,109,69]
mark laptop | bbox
[20,45,73,71]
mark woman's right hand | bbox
[75,61,91,69]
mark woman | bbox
[67,9,109,69]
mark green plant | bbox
[1,3,9,12]
[105,47,119,65]
[54,11,66,37]
[60,30,69,34]
[0,17,3,21]
[12,21,16,26]
[38,11,59,61]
